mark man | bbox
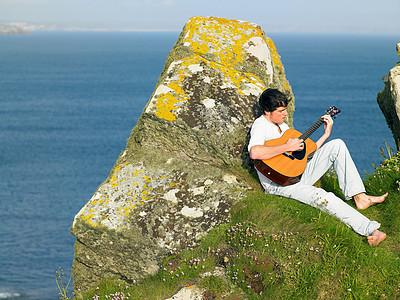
[248,88,387,246]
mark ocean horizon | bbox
[0,31,398,299]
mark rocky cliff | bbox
[377,41,400,150]
[70,16,294,298]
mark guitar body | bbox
[254,129,317,186]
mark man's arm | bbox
[315,115,334,150]
[249,138,305,160]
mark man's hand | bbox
[321,114,333,136]
[315,114,334,150]
[285,138,304,152]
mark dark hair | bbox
[259,88,290,113]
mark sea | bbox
[0,31,398,299]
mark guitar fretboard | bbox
[298,118,325,140]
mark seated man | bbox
[248,88,387,246]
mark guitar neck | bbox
[298,118,324,140]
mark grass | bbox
[66,149,400,300]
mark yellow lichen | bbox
[184,17,264,69]
[80,165,183,231]
[152,53,264,121]
[266,37,290,91]
[151,17,267,122]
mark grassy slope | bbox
[77,153,400,300]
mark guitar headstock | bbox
[325,106,341,119]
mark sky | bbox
[0,0,399,34]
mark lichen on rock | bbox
[70,16,294,297]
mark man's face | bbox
[266,106,288,124]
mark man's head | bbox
[259,88,290,114]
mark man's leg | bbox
[273,183,380,236]
[301,139,365,199]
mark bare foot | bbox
[367,230,386,247]
[354,192,388,210]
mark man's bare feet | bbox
[367,230,386,247]
[354,192,388,210]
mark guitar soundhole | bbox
[292,144,306,160]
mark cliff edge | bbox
[377,41,400,150]
[70,16,294,298]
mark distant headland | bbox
[0,23,32,34]
[0,22,178,33]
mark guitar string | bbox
[298,108,339,140]
[299,119,324,140]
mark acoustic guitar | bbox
[254,106,341,186]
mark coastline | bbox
[0,23,31,34]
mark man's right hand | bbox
[286,138,304,152]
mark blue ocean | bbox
[0,31,398,299]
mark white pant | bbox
[256,139,380,236]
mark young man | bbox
[248,88,387,246]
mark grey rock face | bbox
[377,41,400,150]
[70,16,294,297]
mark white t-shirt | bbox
[248,115,290,152]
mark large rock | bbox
[70,16,294,297]
[377,41,400,150]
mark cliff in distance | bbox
[70,16,294,298]
[0,23,32,34]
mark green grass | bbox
[70,151,400,300]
